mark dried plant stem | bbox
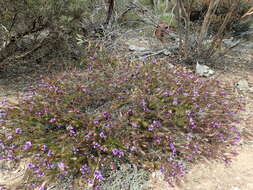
[207,0,240,57]
[178,0,191,60]
[197,0,220,54]
[176,0,183,55]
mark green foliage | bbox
[159,13,176,26]
[138,0,154,7]
[0,57,242,189]
[118,11,142,28]
[0,0,91,24]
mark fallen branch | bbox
[11,38,45,60]
[138,45,179,59]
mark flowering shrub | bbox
[0,58,242,189]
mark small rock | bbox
[196,62,215,77]
[222,38,240,47]
[236,79,250,91]
[150,171,165,181]
[37,29,50,40]
[129,45,148,52]
[166,63,174,69]
[163,49,172,56]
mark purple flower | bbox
[204,92,209,99]
[0,142,5,150]
[38,185,47,190]
[104,123,111,128]
[103,112,110,119]
[170,143,176,155]
[140,99,146,107]
[73,148,80,155]
[69,129,77,137]
[92,142,101,149]
[35,112,43,116]
[67,125,77,136]
[8,144,15,150]
[224,158,232,164]
[118,151,124,158]
[6,135,13,140]
[80,164,91,175]
[231,134,241,145]
[167,155,174,161]
[99,132,106,138]
[193,90,199,97]
[172,98,178,105]
[94,120,100,125]
[27,184,36,187]
[187,132,193,139]
[58,162,68,174]
[152,120,161,128]
[15,128,22,134]
[49,118,56,123]
[44,108,49,114]
[131,123,139,128]
[90,56,96,60]
[0,101,7,105]
[163,91,173,96]
[127,109,133,115]
[112,148,118,156]
[147,76,152,81]
[23,141,32,150]
[87,179,94,184]
[47,150,53,157]
[218,134,224,140]
[211,122,220,127]
[189,117,196,129]
[27,162,35,169]
[28,105,33,111]
[37,172,46,178]
[6,153,15,160]
[42,145,47,152]
[148,126,154,131]
[94,170,104,181]
[160,168,166,173]
[112,148,124,158]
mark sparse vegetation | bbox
[0,0,253,189]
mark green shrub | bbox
[159,13,176,27]
[0,58,242,189]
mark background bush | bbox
[0,57,242,189]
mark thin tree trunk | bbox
[176,0,183,54]
[105,0,114,25]
[197,0,220,53]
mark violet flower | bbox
[23,141,32,150]
[15,128,22,134]
[94,170,104,181]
